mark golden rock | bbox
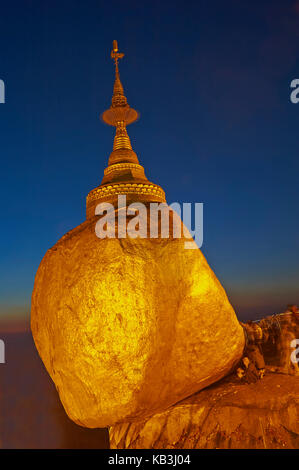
[31,213,244,428]
[31,41,245,428]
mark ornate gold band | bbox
[104,163,144,176]
[87,182,166,204]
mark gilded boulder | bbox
[31,213,245,428]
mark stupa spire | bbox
[102,40,138,157]
[111,40,126,107]
[86,40,166,219]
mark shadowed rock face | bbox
[259,313,299,375]
[110,314,299,449]
[31,212,245,428]
[109,374,299,449]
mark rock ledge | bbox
[109,373,299,449]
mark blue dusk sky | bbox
[0,0,298,324]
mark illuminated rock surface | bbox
[109,374,299,449]
[31,214,244,428]
[31,42,245,428]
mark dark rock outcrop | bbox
[110,312,299,449]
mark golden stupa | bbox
[86,40,165,219]
[31,41,245,428]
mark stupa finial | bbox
[111,40,124,64]
[110,40,126,107]
[101,40,139,127]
